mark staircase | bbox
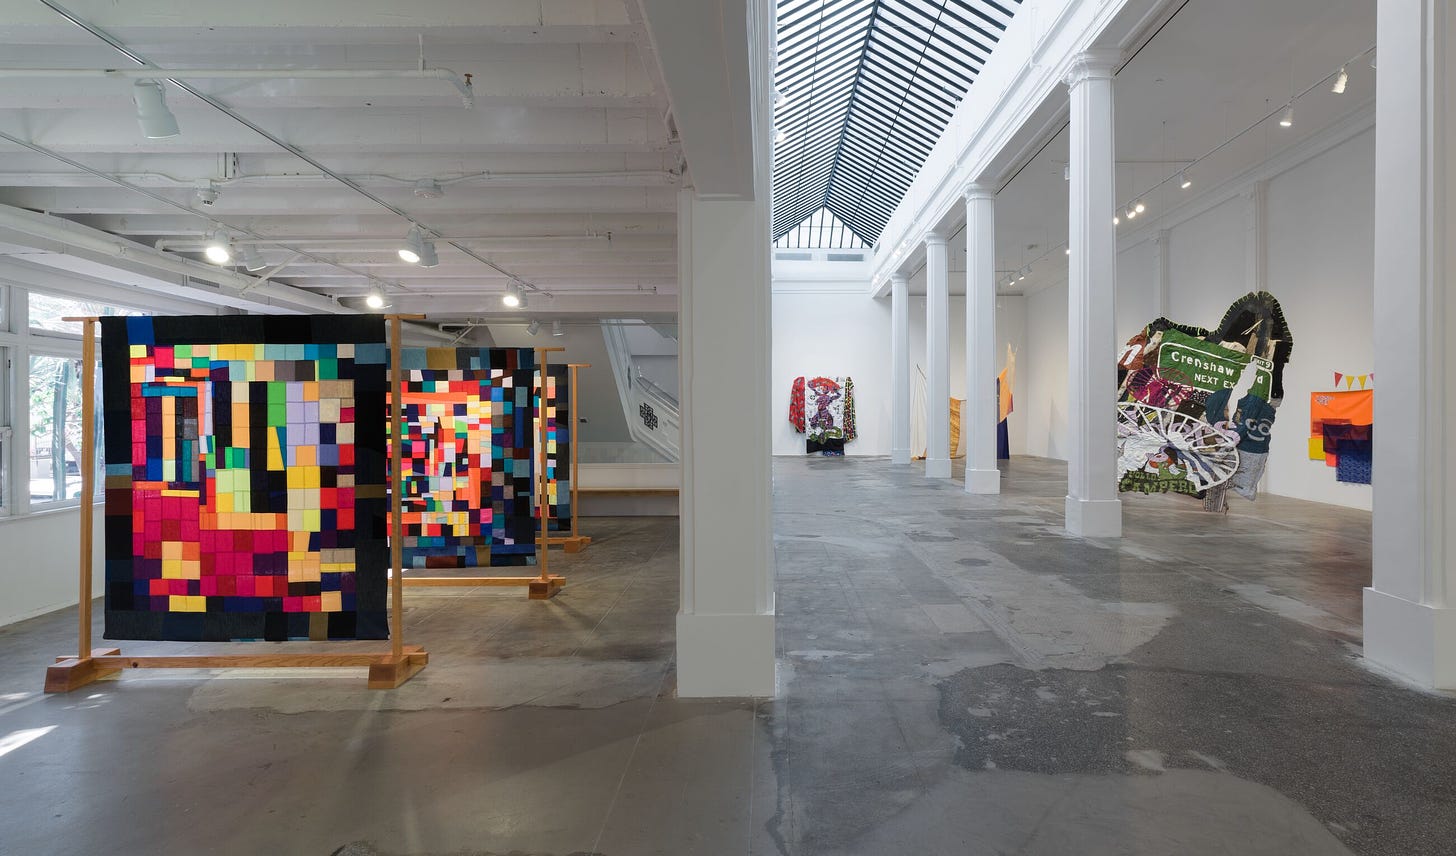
[602,321,680,461]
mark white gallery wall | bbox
[1014,115,1376,509]
[772,268,892,456]
[771,257,1027,457]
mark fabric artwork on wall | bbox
[790,375,856,455]
[533,363,572,530]
[394,348,537,569]
[1309,387,1373,485]
[1115,292,1292,501]
[100,315,390,642]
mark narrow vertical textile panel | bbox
[391,348,537,568]
[532,363,572,531]
[100,315,390,642]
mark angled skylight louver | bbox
[772,0,1021,247]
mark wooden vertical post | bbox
[388,315,405,661]
[529,346,566,598]
[78,318,96,659]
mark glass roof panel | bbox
[772,0,1022,246]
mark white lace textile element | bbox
[1116,402,1241,491]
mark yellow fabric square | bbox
[1308,436,1325,460]
[320,591,342,613]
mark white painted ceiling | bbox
[0,0,683,321]
[903,0,1377,295]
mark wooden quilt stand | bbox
[46,315,430,692]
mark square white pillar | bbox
[1063,51,1122,538]
[890,273,912,464]
[963,184,1000,494]
[924,232,952,478]
[1363,0,1456,690]
[676,189,776,697]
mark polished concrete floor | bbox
[0,456,1452,855]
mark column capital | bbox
[963,182,995,201]
[1064,49,1120,88]
[889,271,909,285]
[923,231,947,247]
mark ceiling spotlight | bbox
[1279,104,1294,127]
[203,229,232,265]
[238,244,267,272]
[1065,247,1071,255]
[415,234,439,268]
[195,180,219,207]
[413,178,444,199]
[1179,171,1192,189]
[1331,67,1348,94]
[774,128,788,145]
[1114,215,1120,225]
[1133,200,1146,214]
[552,320,565,337]
[365,290,385,309]
[774,88,787,108]
[1369,52,1377,70]
[1063,164,1070,181]
[502,282,521,308]
[398,226,428,264]
[526,319,542,336]
[1126,206,1138,220]
[133,80,179,139]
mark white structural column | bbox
[1363,0,1456,690]
[963,184,1000,493]
[1063,51,1122,537]
[924,232,952,478]
[890,273,912,464]
[676,186,776,697]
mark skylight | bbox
[772,0,1021,246]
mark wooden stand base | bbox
[547,535,592,553]
[402,573,566,594]
[528,576,567,599]
[45,645,430,693]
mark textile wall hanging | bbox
[789,375,856,455]
[395,347,537,569]
[1115,291,1293,503]
[534,363,572,530]
[1309,382,1373,485]
[100,315,390,641]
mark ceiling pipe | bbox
[155,235,615,250]
[33,0,538,294]
[0,202,347,314]
[1,67,475,107]
[0,171,674,189]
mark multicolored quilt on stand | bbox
[534,363,571,531]
[100,315,390,641]
[1115,292,1293,505]
[789,375,857,455]
[394,348,537,569]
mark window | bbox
[27,354,102,505]
[28,292,140,335]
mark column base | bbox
[890,448,912,465]
[1065,496,1121,538]
[964,468,1000,494]
[1363,587,1456,689]
[925,457,952,479]
[676,611,776,698]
